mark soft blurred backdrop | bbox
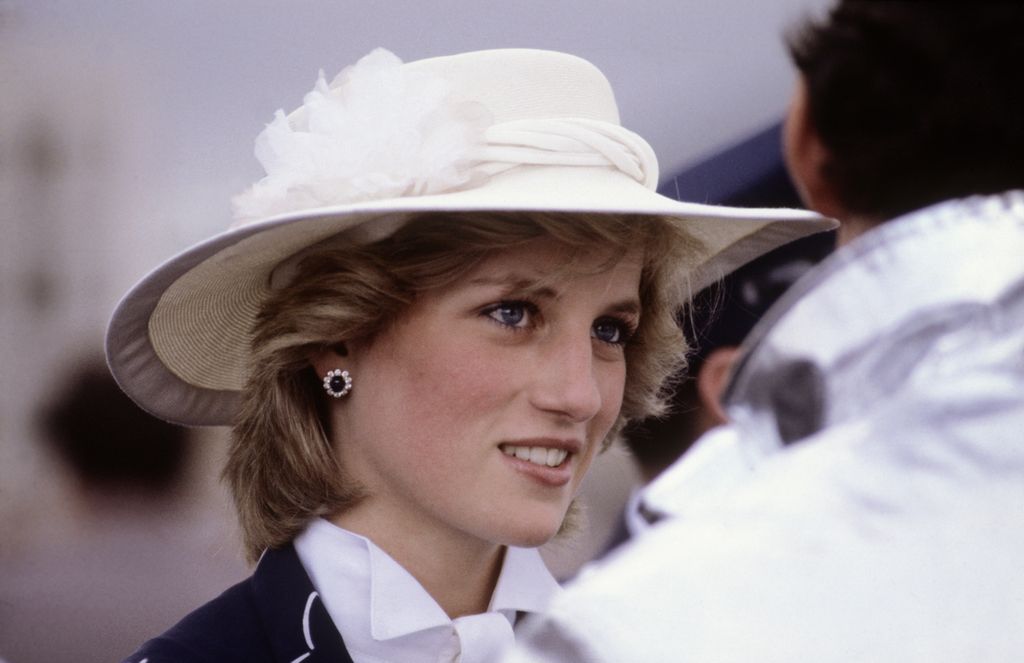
[0,1,829,660]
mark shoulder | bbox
[121,578,272,663]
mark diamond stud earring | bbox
[323,369,353,398]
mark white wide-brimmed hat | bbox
[106,47,834,426]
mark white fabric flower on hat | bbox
[231,48,492,226]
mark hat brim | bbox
[107,164,834,426]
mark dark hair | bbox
[787,1,1024,220]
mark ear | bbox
[696,347,742,426]
[309,342,349,381]
[783,76,846,222]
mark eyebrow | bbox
[605,299,642,318]
[467,274,642,316]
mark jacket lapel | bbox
[251,543,354,663]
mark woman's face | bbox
[325,237,643,550]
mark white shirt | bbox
[294,518,560,663]
[637,424,758,528]
[617,425,757,543]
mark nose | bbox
[530,331,604,423]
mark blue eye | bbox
[485,301,532,328]
[592,317,632,345]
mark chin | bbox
[504,529,558,549]
[490,507,572,548]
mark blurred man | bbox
[506,2,1024,661]
[608,232,832,548]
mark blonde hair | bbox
[225,211,703,562]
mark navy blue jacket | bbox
[121,544,354,663]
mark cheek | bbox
[382,339,515,447]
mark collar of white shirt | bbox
[294,518,560,663]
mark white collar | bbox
[294,518,560,663]
[724,190,1024,450]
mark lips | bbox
[498,438,582,487]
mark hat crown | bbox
[231,48,653,226]
[404,48,621,125]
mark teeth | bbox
[502,445,569,468]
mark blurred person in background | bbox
[606,232,833,549]
[0,359,246,663]
[104,47,828,663]
[505,2,1024,661]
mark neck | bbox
[834,215,874,246]
[331,505,506,618]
